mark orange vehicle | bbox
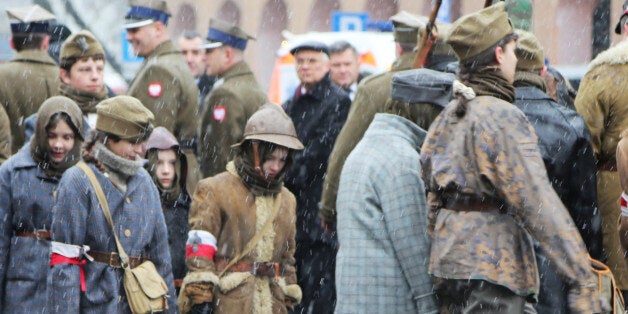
[268,31,396,105]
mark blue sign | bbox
[122,32,143,63]
[332,12,369,32]
[436,0,451,23]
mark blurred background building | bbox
[0,0,623,93]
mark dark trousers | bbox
[292,240,337,314]
[436,279,528,314]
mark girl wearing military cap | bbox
[48,96,177,312]
[144,126,191,295]
[179,104,303,314]
[0,96,83,312]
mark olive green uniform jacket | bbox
[0,106,9,165]
[575,39,628,289]
[198,61,267,178]
[183,162,301,313]
[320,53,416,228]
[422,95,597,312]
[0,50,59,153]
[127,40,200,192]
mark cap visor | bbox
[123,18,154,29]
[202,41,223,49]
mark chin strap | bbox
[251,141,265,178]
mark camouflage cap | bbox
[123,0,171,29]
[60,30,105,61]
[6,5,55,34]
[202,18,255,50]
[446,2,513,63]
[514,29,544,72]
[96,96,155,142]
[390,11,427,44]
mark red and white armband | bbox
[49,241,92,292]
[185,230,217,260]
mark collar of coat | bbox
[10,143,61,182]
[219,60,254,80]
[298,73,335,100]
[587,39,628,70]
[147,40,179,59]
[11,49,56,66]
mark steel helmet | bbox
[233,103,304,150]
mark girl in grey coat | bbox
[48,96,177,313]
[0,96,84,312]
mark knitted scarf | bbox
[513,71,547,92]
[60,83,108,114]
[461,66,515,103]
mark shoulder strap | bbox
[218,193,283,278]
[76,161,131,265]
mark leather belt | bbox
[597,159,617,172]
[89,250,145,268]
[16,230,51,240]
[441,193,506,213]
[215,260,283,279]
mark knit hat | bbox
[95,96,154,142]
[446,2,513,63]
[60,30,104,61]
[514,29,544,72]
[123,0,171,29]
[390,11,427,44]
[202,18,255,50]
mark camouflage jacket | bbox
[420,95,595,303]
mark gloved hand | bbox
[189,302,213,314]
[185,282,214,305]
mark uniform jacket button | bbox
[124,229,131,237]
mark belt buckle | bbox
[35,229,46,240]
[109,252,118,268]
[252,261,259,276]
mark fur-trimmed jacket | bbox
[575,39,628,163]
[182,162,301,313]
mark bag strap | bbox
[218,193,283,278]
[76,161,131,267]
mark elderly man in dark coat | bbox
[283,41,350,314]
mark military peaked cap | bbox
[123,0,171,29]
[6,5,55,34]
[202,19,255,50]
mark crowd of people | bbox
[2,0,628,313]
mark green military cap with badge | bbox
[202,18,255,50]
[96,96,155,142]
[60,30,105,61]
[514,29,544,72]
[389,11,427,44]
[123,0,171,29]
[446,2,514,63]
[6,4,55,35]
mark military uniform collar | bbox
[219,60,253,80]
[146,40,179,59]
[367,113,427,149]
[11,49,56,66]
[514,86,553,101]
[391,53,415,72]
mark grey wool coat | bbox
[48,162,177,313]
[335,113,438,314]
[0,145,59,312]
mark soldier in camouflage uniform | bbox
[320,13,457,231]
[124,0,200,192]
[198,19,267,179]
[421,3,600,312]
[0,5,60,154]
